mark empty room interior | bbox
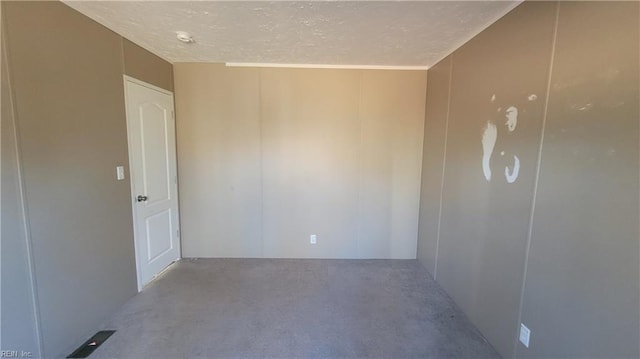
[1,0,639,358]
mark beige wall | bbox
[439,3,557,356]
[174,64,426,259]
[175,64,263,257]
[123,39,173,92]
[2,1,173,357]
[417,55,451,273]
[1,15,41,357]
[417,1,639,358]
[518,2,639,358]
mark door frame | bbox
[123,75,181,291]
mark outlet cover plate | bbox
[519,323,531,348]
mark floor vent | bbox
[67,330,116,358]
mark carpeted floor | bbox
[89,259,499,358]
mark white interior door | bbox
[124,76,180,290]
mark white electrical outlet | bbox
[310,234,317,244]
[519,323,531,348]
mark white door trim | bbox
[124,75,173,96]
[123,75,181,291]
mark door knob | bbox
[137,195,148,202]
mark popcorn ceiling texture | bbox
[63,1,521,66]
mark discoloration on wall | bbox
[420,2,558,357]
[505,106,518,132]
[482,121,497,181]
[482,98,531,184]
[504,155,519,184]
[419,1,640,358]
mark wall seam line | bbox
[2,10,45,356]
[120,36,126,77]
[356,70,364,258]
[414,71,428,260]
[258,69,265,258]
[1,4,2,350]
[513,2,561,358]
[433,55,453,280]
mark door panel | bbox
[140,103,171,204]
[146,209,173,262]
[125,77,180,289]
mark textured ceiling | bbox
[63,1,521,67]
